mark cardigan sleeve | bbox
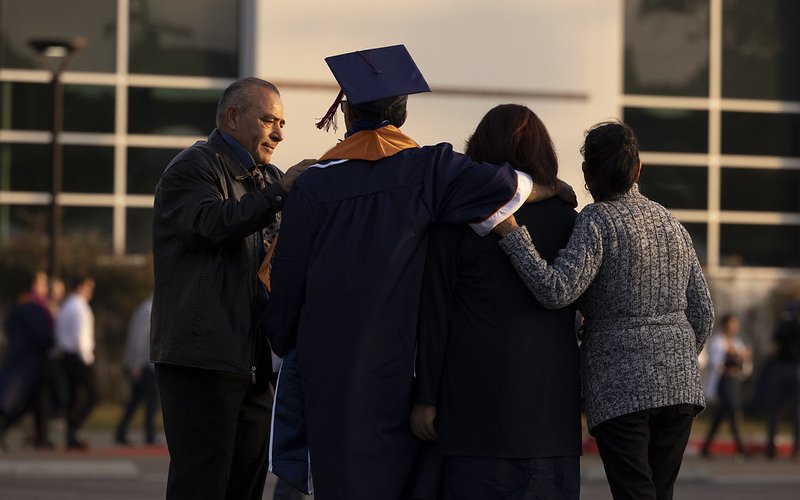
[498,212,604,309]
[685,245,715,353]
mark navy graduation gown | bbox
[266,142,522,500]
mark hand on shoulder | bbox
[278,159,317,191]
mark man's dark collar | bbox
[219,130,257,170]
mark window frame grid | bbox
[621,0,800,277]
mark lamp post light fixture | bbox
[28,37,86,280]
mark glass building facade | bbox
[1,0,798,279]
[624,0,800,274]
[0,0,240,256]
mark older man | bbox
[151,77,313,500]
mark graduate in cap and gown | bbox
[265,44,567,500]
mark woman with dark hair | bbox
[493,121,714,500]
[411,104,581,499]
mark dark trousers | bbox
[592,404,694,500]
[156,363,272,500]
[28,374,50,445]
[1,371,51,446]
[116,367,160,443]
[702,374,744,454]
[441,455,580,500]
[766,362,800,456]
[61,353,98,443]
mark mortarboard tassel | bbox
[315,89,345,132]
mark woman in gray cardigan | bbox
[494,121,714,500]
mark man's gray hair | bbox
[215,77,280,127]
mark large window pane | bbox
[0,82,49,130]
[722,168,800,212]
[683,222,707,266]
[638,165,707,209]
[127,147,179,194]
[63,146,114,193]
[624,0,709,97]
[0,204,49,241]
[128,87,217,135]
[0,143,50,191]
[62,206,113,250]
[721,224,800,267]
[0,0,116,72]
[722,112,800,157]
[624,108,708,153]
[129,0,238,77]
[64,85,115,133]
[722,0,800,101]
[126,207,153,254]
[0,83,115,132]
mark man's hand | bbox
[278,159,317,192]
[492,214,519,237]
[410,404,438,441]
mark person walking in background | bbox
[765,300,800,459]
[115,294,159,446]
[493,121,714,500]
[43,276,69,417]
[55,275,98,450]
[48,277,65,315]
[701,313,751,459]
[411,104,582,499]
[0,271,56,450]
[151,76,313,500]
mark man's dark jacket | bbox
[150,129,286,378]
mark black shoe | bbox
[34,439,55,450]
[0,418,7,451]
[114,433,132,446]
[66,439,89,450]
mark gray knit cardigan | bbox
[498,185,714,430]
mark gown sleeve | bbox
[415,226,459,405]
[427,145,532,235]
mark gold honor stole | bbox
[318,125,419,162]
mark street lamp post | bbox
[28,38,86,280]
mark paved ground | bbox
[2,425,799,499]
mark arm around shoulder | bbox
[278,159,317,192]
[498,212,603,309]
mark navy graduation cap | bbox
[316,44,431,130]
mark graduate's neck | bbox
[344,119,392,138]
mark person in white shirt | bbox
[114,295,160,445]
[701,313,751,459]
[55,276,97,449]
